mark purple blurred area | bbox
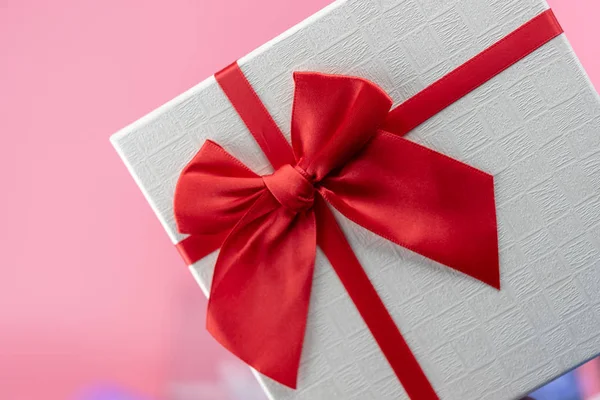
[526,357,600,400]
[74,386,151,400]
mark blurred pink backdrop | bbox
[0,0,598,399]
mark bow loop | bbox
[291,72,393,182]
[174,140,265,236]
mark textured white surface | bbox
[111,0,600,398]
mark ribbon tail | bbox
[207,192,317,388]
[320,131,500,288]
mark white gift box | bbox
[111,0,600,399]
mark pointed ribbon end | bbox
[488,268,501,291]
[267,369,299,390]
[206,305,302,390]
[468,247,501,290]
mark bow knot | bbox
[263,164,314,212]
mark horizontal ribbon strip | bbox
[384,9,563,135]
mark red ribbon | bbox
[173,9,562,400]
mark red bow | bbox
[174,72,499,388]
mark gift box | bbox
[111,0,600,399]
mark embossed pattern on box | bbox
[111,0,600,398]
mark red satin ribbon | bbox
[384,9,563,135]
[173,9,562,400]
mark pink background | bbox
[0,1,598,399]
